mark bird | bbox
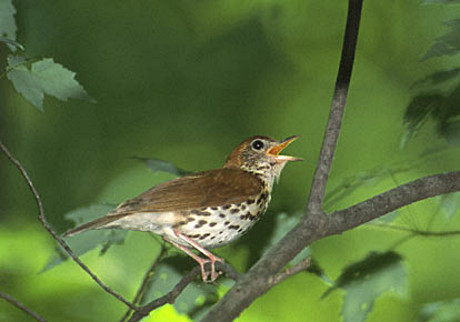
[63,135,301,282]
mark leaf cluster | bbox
[403,5,460,147]
[1,0,93,110]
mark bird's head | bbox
[225,135,302,186]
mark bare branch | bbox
[123,256,240,321]
[120,248,167,322]
[0,140,137,311]
[202,171,460,321]
[371,223,460,237]
[128,266,201,322]
[216,261,242,281]
[197,2,455,321]
[268,258,311,286]
[305,0,363,216]
[0,292,47,322]
[326,172,460,235]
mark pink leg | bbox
[165,239,215,282]
[164,229,224,282]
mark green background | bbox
[1,0,460,321]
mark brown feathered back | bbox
[63,168,263,237]
[111,167,263,215]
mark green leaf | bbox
[260,212,313,267]
[412,68,460,88]
[423,0,460,3]
[401,94,443,149]
[132,157,191,176]
[423,20,460,60]
[64,204,116,226]
[402,84,460,147]
[142,256,219,319]
[0,36,23,51]
[6,55,94,111]
[0,0,17,50]
[99,229,128,255]
[325,165,410,208]
[323,251,407,322]
[306,258,332,284]
[419,298,460,322]
[373,210,400,223]
[261,212,299,249]
[439,192,460,220]
[43,204,127,271]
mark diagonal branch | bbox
[120,247,167,322]
[0,140,137,311]
[326,172,460,235]
[200,172,459,321]
[125,257,241,321]
[128,266,201,322]
[0,292,47,322]
[201,0,364,320]
[268,257,312,286]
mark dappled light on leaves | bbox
[322,251,407,322]
[419,298,460,322]
[142,257,219,320]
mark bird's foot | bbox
[199,256,225,283]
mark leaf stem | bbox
[0,56,40,80]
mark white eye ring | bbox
[251,139,264,151]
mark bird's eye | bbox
[251,139,264,151]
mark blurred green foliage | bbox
[322,251,407,322]
[1,0,460,321]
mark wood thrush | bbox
[63,135,301,282]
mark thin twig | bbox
[0,57,40,80]
[0,140,137,311]
[120,247,167,322]
[0,292,47,322]
[326,172,460,235]
[128,266,201,322]
[216,261,241,281]
[371,223,460,237]
[268,258,311,286]
[121,252,240,320]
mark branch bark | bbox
[2,0,457,320]
[202,172,460,321]
[128,266,201,322]
[0,140,137,311]
[305,0,362,216]
[0,292,47,322]
[120,248,167,322]
[326,172,460,235]
[198,1,459,317]
[124,259,241,320]
[201,0,364,320]
[1,138,243,319]
[268,258,312,286]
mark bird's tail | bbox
[62,213,126,238]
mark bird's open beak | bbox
[267,135,303,162]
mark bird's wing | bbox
[110,167,263,215]
[62,168,263,237]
